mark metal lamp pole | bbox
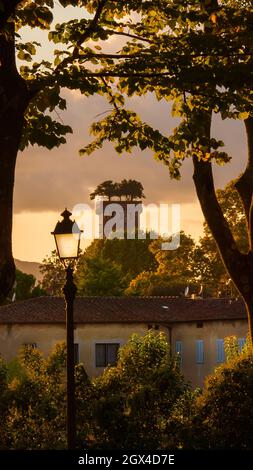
[63,265,77,450]
[52,208,82,450]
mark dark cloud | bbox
[14,92,247,215]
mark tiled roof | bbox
[0,296,247,324]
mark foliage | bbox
[224,334,252,361]
[41,237,157,296]
[126,232,199,296]
[83,236,157,278]
[125,271,192,297]
[77,256,127,296]
[90,180,116,201]
[0,332,188,450]
[118,179,145,201]
[41,181,247,298]
[40,250,66,296]
[90,179,145,201]
[149,232,195,279]
[90,331,188,449]
[0,358,9,447]
[165,336,253,450]
[14,270,45,301]
[1,343,67,449]
[193,352,253,449]
[0,342,94,450]
[79,1,253,173]
[70,0,253,348]
[1,333,253,450]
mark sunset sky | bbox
[13,5,247,262]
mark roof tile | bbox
[0,296,247,324]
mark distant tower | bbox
[95,199,143,239]
[92,179,145,239]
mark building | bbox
[0,296,248,388]
[95,199,143,238]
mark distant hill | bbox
[15,259,42,282]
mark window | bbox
[95,343,119,367]
[175,341,183,367]
[23,343,37,349]
[238,337,246,352]
[216,339,225,363]
[196,340,204,364]
[74,343,79,365]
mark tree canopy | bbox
[0,0,158,301]
[0,332,187,449]
[40,236,157,296]
[41,183,247,298]
[76,0,253,346]
[90,179,145,201]
[2,0,253,350]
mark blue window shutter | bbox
[216,339,225,363]
[175,341,183,366]
[238,338,246,352]
[196,340,204,364]
[175,341,182,355]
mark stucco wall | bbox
[0,323,169,378]
[0,319,248,387]
[171,319,248,388]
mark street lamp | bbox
[52,208,82,449]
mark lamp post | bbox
[51,208,82,449]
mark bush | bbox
[90,331,188,449]
[193,352,253,449]
[5,333,253,450]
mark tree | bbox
[193,352,253,449]
[89,179,145,201]
[0,0,155,302]
[77,256,127,296]
[40,250,66,296]
[193,181,248,296]
[1,343,67,449]
[118,179,145,201]
[84,236,157,278]
[40,236,157,297]
[91,330,187,449]
[80,0,253,347]
[125,271,193,297]
[126,232,198,296]
[90,180,116,201]
[0,342,94,449]
[150,232,195,279]
[0,333,188,449]
[15,269,45,301]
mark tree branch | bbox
[192,156,247,285]
[55,0,108,73]
[234,118,253,243]
[234,118,253,249]
[191,109,246,291]
[234,117,253,223]
[103,28,152,43]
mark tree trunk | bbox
[0,26,29,303]
[192,111,253,350]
